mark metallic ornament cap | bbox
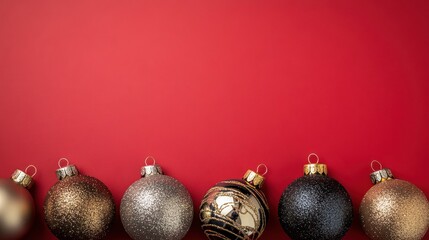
[370,168,394,185]
[11,169,33,189]
[56,165,79,180]
[141,165,163,177]
[243,170,264,189]
[304,163,328,176]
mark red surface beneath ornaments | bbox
[1,1,429,239]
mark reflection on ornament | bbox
[200,164,269,240]
[0,165,37,240]
[278,153,353,240]
[360,160,429,240]
[120,156,193,240]
[44,158,115,240]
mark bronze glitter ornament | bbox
[200,164,269,240]
[44,158,115,240]
[278,153,353,240]
[120,156,193,240]
[0,165,37,240]
[360,160,429,240]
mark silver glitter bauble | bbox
[44,159,115,240]
[200,165,269,240]
[0,167,36,240]
[360,162,429,240]
[120,157,193,240]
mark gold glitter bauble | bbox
[360,168,429,240]
[200,168,269,240]
[44,163,115,240]
[0,168,36,240]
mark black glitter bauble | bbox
[278,174,353,240]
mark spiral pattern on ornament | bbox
[200,179,269,240]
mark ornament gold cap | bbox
[303,153,328,176]
[369,160,394,184]
[141,156,163,177]
[243,164,267,189]
[11,165,37,189]
[56,158,79,180]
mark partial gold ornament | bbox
[360,160,429,240]
[0,165,37,240]
[44,158,115,240]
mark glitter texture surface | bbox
[199,179,269,240]
[44,175,115,240]
[120,174,193,240]
[360,179,429,240]
[278,175,353,240]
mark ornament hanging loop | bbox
[304,153,327,175]
[308,153,320,164]
[144,156,156,166]
[141,156,162,177]
[371,160,383,171]
[58,158,70,168]
[256,164,268,176]
[25,165,37,177]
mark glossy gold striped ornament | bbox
[199,164,269,240]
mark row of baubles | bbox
[0,154,428,240]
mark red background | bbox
[1,1,428,239]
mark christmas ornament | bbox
[120,156,193,240]
[0,165,37,239]
[200,164,269,240]
[278,153,353,240]
[360,160,429,240]
[44,158,115,240]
